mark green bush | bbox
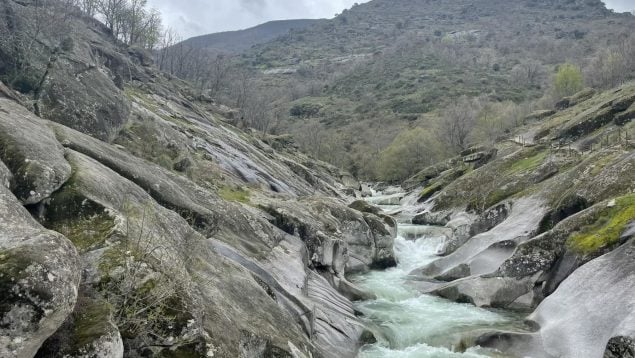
[376,127,442,182]
[555,63,584,98]
[289,103,322,118]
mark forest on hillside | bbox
[2,0,635,182]
[155,0,635,182]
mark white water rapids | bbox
[351,193,523,357]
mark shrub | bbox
[376,127,442,182]
[289,103,322,118]
[554,63,584,98]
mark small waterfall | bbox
[352,191,523,358]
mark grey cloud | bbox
[147,0,632,39]
[147,0,365,38]
[240,0,267,14]
[603,0,634,12]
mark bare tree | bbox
[585,37,635,89]
[94,0,161,49]
[438,96,481,152]
[511,59,543,86]
[97,0,127,38]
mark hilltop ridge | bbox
[181,19,323,54]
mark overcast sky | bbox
[148,0,634,39]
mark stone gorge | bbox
[0,0,634,357]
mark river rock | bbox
[434,263,471,282]
[349,200,382,215]
[261,197,396,275]
[604,336,635,358]
[433,274,539,308]
[415,198,545,279]
[0,98,71,204]
[412,210,452,226]
[436,213,474,256]
[469,202,511,236]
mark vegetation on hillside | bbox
[167,0,635,181]
[3,0,634,184]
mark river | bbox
[351,192,525,357]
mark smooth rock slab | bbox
[528,239,635,358]
[0,98,71,204]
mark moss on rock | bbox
[44,180,116,253]
[70,298,115,352]
[219,186,251,204]
[506,150,548,174]
[567,194,635,255]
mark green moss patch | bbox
[418,166,469,203]
[568,194,635,255]
[507,150,548,174]
[114,122,180,171]
[219,186,250,204]
[419,182,444,202]
[0,248,51,323]
[45,186,115,253]
[71,298,114,351]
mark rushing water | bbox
[352,194,523,358]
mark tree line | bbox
[74,0,162,49]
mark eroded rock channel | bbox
[352,189,529,357]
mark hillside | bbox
[181,19,323,54]
[228,0,635,179]
[0,2,393,357]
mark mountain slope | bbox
[181,19,323,53]
[231,0,635,179]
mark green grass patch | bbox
[507,150,548,174]
[219,186,250,204]
[49,211,115,253]
[568,194,635,255]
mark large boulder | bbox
[0,1,132,142]
[525,109,556,122]
[433,274,539,308]
[412,210,452,226]
[415,197,546,279]
[436,213,473,256]
[555,88,596,110]
[39,59,131,142]
[261,197,396,275]
[526,238,635,357]
[556,91,635,140]
[0,98,71,204]
[0,174,80,358]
